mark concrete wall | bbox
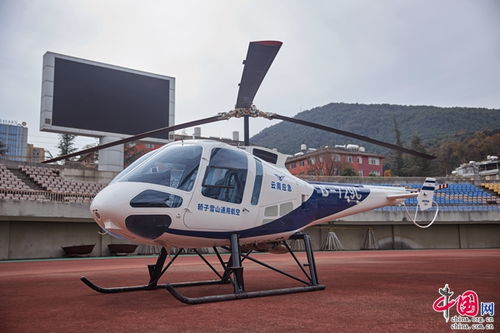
[6,221,102,259]
[0,200,91,222]
[0,200,145,259]
[0,221,9,259]
[305,223,500,251]
[3,218,497,259]
[61,167,118,184]
[0,219,151,260]
[0,199,499,259]
[302,208,500,250]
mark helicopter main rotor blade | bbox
[42,115,223,164]
[270,113,436,160]
[235,41,282,109]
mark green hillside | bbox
[250,103,500,155]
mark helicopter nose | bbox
[90,183,130,234]
[90,183,173,240]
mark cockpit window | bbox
[202,148,248,204]
[111,149,160,184]
[117,145,202,191]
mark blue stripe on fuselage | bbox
[165,184,370,239]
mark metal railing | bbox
[0,187,95,203]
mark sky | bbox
[1,0,499,157]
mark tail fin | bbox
[417,177,436,211]
[410,177,444,229]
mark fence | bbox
[0,187,95,203]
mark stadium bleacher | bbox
[482,183,500,196]
[20,165,105,195]
[0,164,34,200]
[0,164,30,190]
[0,163,106,202]
[376,183,500,212]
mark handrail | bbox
[0,188,95,203]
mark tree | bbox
[341,167,356,176]
[406,135,431,176]
[430,129,500,176]
[57,134,77,157]
[306,153,352,176]
[76,143,99,167]
[389,118,406,176]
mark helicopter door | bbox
[184,147,254,231]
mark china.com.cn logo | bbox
[432,284,495,330]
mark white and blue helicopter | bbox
[44,41,438,304]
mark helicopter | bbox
[43,41,438,304]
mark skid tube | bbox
[165,233,325,304]
[80,247,230,294]
[80,233,325,304]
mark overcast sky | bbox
[1,0,499,157]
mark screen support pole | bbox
[244,116,249,146]
[98,136,124,172]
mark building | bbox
[285,144,384,177]
[124,141,163,167]
[26,144,45,163]
[452,156,499,181]
[0,119,28,161]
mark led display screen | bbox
[42,53,174,140]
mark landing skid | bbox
[81,233,325,304]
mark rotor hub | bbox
[219,105,275,120]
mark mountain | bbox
[250,103,500,155]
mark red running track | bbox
[0,249,499,333]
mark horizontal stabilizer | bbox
[387,193,418,200]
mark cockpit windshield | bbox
[115,145,202,191]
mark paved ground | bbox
[0,249,499,333]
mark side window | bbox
[202,148,248,204]
[251,158,263,205]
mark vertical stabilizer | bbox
[417,177,436,211]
